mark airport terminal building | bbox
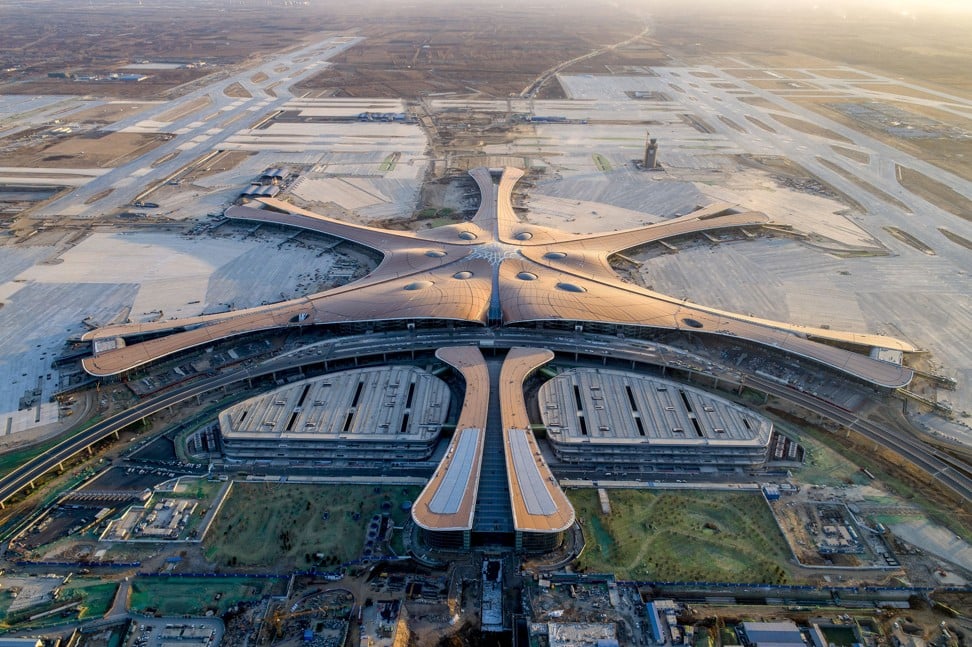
[218,366,450,462]
[539,368,773,473]
[104,167,911,554]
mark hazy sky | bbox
[628,0,972,14]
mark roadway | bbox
[743,374,972,502]
[0,368,250,506]
[1,328,970,509]
[32,34,362,220]
[519,22,652,98]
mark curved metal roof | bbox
[500,347,575,533]
[81,167,916,388]
[412,346,489,532]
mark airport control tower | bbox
[643,130,659,169]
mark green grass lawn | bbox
[203,483,420,568]
[379,153,398,172]
[569,489,792,583]
[0,580,116,630]
[62,580,118,619]
[0,411,108,475]
[786,426,867,487]
[129,577,283,616]
[0,590,14,621]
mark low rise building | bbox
[742,621,807,647]
[539,369,773,473]
[219,366,450,462]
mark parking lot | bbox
[125,618,223,647]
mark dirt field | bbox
[816,157,912,213]
[155,95,212,122]
[768,113,853,144]
[569,489,793,583]
[855,84,955,102]
[745,115,777,133]
[0,1,343,99]
[60,101,156,124]
[293,6,644,99]
[831,146,870,165]
[738,96,777,109]
[884,226,935,255]
[179,150,255,183]
[222,82,252,99]
[938,228,972,252]
[1,2,657,102]
[556,42,671,78]
[746,79,821,91]
[651,3,972,99]
[895,164,972,222]
[4,70,215,100]
[2,130,168,168]
[788,98,972,182]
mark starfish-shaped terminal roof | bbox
[81,167,915,387]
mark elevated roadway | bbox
[743,374,972,501]
[2,329,969,510]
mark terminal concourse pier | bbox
[411,347,574,553]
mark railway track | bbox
[749,375,972,502]
[2,331,970,511]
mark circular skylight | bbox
[404,281,434,291]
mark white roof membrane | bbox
[428,427,482,515]
[508,428,558,516]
